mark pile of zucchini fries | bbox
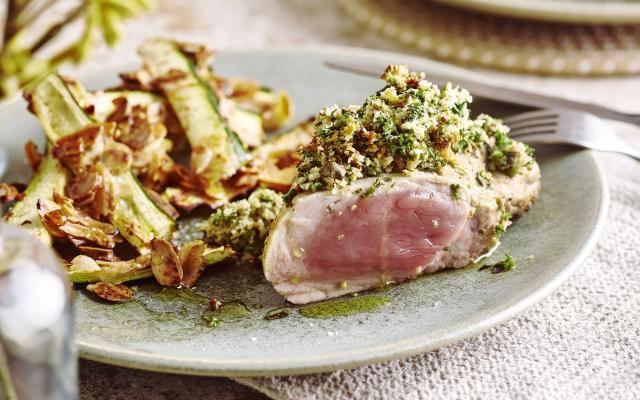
[1,38,314,302]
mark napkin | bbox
[234,137,640,399]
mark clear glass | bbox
[0,224,77,400]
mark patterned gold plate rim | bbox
[340,0,640,76]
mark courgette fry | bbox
[90,90,163,121]
[4,155,67,246]
[138,38,250,199]
[25,73,91,142]
[251,120,314,191]
[202,245,235,266]
[237,88,292,132]
[213,76,293,133]
[67,246,234,284]
[21,73,175,250]
[68,256,153,284]
[227,108,264,148]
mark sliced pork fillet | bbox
[262,64,541,304]
[263,157,541,304]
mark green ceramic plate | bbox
[0,47,608,377]
[435,0,640,24]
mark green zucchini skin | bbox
[4,155,67,246]
[13,74,175,249]
[138,38,250,198]
[68,268,153,285]
[229,108,264,148]
[27,73,93,141]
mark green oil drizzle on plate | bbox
[299,295,390,319]
[201,300,251,327]
[153,287,210,305]
[136,288,251,329]
[146,309,177,323]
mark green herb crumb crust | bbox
[293,65,536,195]
[202,188,284,258]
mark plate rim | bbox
[433,0,640,24]
[2,45,610,376]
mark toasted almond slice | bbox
[54,192,119,236]
[90,166,117,219]
[223,165,260,199]
[103,141,133,176]
[78,246,116,262]
[275,151,301,169]
[106,96,129,122]
[38,194,120,248]
[71,191,97,208]
[173,164,201,192]
[36,197,61,214]
[24,140,42,172]
[58,222,118,249]
[37,200,67,238]
[151,238,183,287]
[69,238,89,248]
[0,183,23,203]
[178,240,206,288]
[96,254,152,282]
[144,188,179,219]
[179,42,216,71]
[163,187,226,212]
[86,282,133,302]
[66,171,99,202]
[118,70,154,92]
[190,145,214,176]
[52,125,105,174]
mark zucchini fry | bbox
[4,155,67,246]
[213,76,293,133]
[227,108,264,148]
[251,119,315,192]
[67,245,234,284]
[90,90,163,121]
[138,38,250,199]
[67,254,153,284]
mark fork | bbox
[504,109,640,161]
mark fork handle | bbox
[519,135,640,161]
[461,83,640,126]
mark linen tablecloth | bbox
[66,1,639,399]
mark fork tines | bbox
[504,111,559,137]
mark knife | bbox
[325,61,640,125]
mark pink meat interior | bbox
[300,185,467,280]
